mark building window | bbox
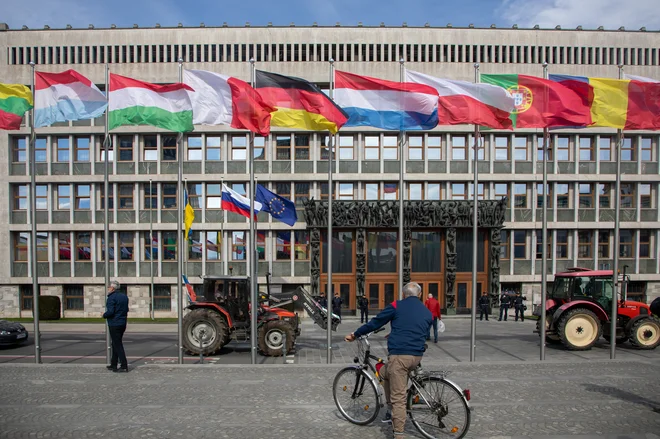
[578,184,593,208]
[118,231,134,260]
[14,232,28,261]
[74,136,90,162]
[257,231,266,260]
[408,183,423,200]
[100,233,114,262]
[618,229,634,258]
[294,182,310,207]
[620,183,635,209]
[118,135,133,161]
[116,184,133,210]
[514,183,527,208]
[383,135,398,160]
[75,185,91,210]
[320,135,335,160]
[577,231,593,259]
[514,231,526,259]
[513,136,528,161]
[598,231,610,258]
[154,285,172,311]
[622,137,634,161]
[36,185,48,210]
[229,135,247,160]
[163,231,177,260]
[13,185,28,210]
[76,232,91,261]
[627,282,647,303]
[452,183,466,200]
[364,183,379,200]
[639,230,651,258]
[383,183,398,200]
[254,136,266,160]
[494,136,509,160]
[470,136,485,160]
[452,136,467,160]
[500,230,509,260]
[232,231,245,260]
[579,136,594,161]
[35,137,47,162]
[203,184,221,209]
[187,136,202,161]
[408,136,423,160]
[206,231,221,260]
[556,184,570,208]
[294,134,310,160]
[20,285,33,311]
[364,135,380,160]
[206,136,221,161]
[160,135,177,161]
[337,135,354,160]
[294,231,309,260]
[13,137,26,162]
[599,183,611,208]
[640,184,652,209]
[338,183,355,200]
[186,183,202,209]
[275,135,291,160]
[187,230,202,260]
[276,231,291,260]
[56,137,70,162]
[469,183,485,200]
[427,135,441,160]
[556,136,570,161]
[58,232,71,261]
[536,230,551,260]
[144,135,157,161]
[537,135,552,161]
[162,184,177,209]
[555,230,569,259]
[57,185,71,210]
[63,285,84,311]
[144,184,157,209]
[640,137,653,161]
[427,183,441,200]
[494,183,509,205]
[599,136,612,161]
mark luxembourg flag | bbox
[34,69,107,128]
[221,184,263,219]
[334,70,439,131]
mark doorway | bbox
[366,278,397,311]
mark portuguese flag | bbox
[0,83,33,130]
[109,74,194,132]
[481,74,591,128]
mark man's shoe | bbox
[106,365,117,371]
[113,367,128,373]
[434,340,437,343]
[381,411,392,423]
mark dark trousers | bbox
[499,305,509,321]
[360,308,368,323]
[515,306,525,321]
[427,317,438,342]
[479,305,489,321]
[109,325,127,369]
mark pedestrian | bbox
[358,295,369,323]
[650,296,660,317]
[318,291,327,308]
[514,292,525,322]
[498,292,511,321]
[102,280,129,372]
[345,282,432,437]
[478,291,490,321]
[424,293,442,343]
[332,292,343,322]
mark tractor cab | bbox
[550,268,615,312]
[199,276,251,324]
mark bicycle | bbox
[333,328,471,438]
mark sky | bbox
[3,0,659,30]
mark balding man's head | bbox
[402,282,422,298]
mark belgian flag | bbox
[255,70,348,134]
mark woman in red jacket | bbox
[424,293,442,343]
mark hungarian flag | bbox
[0,83,33,130]
[109,74,194,132]
[481,74,591,128]
[255,70,348,134]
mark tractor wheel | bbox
[182,308,229,355]
[258,320,294,357]
[628,317,660,350]
[558,308,602,351]
[536,320,562,345]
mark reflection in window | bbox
[321,231,353,273]
[412,231,441,272]
[367,231,397,273]
[383,183,397,200]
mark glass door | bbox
[366,281,397,311]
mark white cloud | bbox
[498,0,660,30]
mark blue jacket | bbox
[354,296,432,356]
[103,292,129,327]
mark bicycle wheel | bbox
[333,366,380,425]
[407,377,471,439]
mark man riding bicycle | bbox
[345,282,432,437]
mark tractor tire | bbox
[558,308,602,351]
[628,317,660,350]
[258,320,294,357]
[182,308,229,355]
[536,320,562,344]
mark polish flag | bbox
[184,69,275,136]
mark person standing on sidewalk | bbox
[479,291,490,321]
[424,293,441,343]
[332,292,343,323]
[498,292,511,321]
[103,280,129,372]
[357,295,369,323]
[345,282,432,438]
[514,292,525,322]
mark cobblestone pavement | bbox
[1,359,659,439]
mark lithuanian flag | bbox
[255,70,348,134]
[0,83,33,130]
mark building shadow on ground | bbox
[583,383,660,413]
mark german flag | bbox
[255,70,348,134]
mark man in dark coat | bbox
[318,292,327,308]
[103,280,129,372]
[499,293,511,321]
[332,293,343,323]
[357,295,369,323]
[514,292,525,322]
[479,291,490,321]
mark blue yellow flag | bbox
[184,189,195,239]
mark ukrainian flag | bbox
[184,189,195,239]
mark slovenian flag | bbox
[334,70,439,131]
[34,69,107,128]
[221,184,262,219]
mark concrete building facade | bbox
[1,23,659,317]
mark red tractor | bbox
[534,267,660,350]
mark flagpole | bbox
[185,178,189,280]
[28,61,41,364]
[611,64,624,360]
[540,62,549,360]
[221,176,226,275]
[103,63,111,364]
[470,63,480,362]
[176,57,184,365]
[398,59,405,300]
[327,58,335,364]
[149,178,154,320]
[249,57,258,365]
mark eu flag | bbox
[255,184,298,227]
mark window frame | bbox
[599,183,611,208]
[143,135,157,161]
[117,184,134,210]
[556,136,570,161]
[619,229,633,258]
[640,137,653,162]
[383,135,398,160]
[451,183,466,201]
[451,136,467,160]
[556,183,570,209]
[206,136,222,161]
[294,231,310,261]
[640,184,652,209]
[620,183,635,209]
[294,182,310,207]
[153,285,172,311]
[161,135,177,161]
[513,136,528,161]
[58,232,71,261]
[187,135,203,161]
[75,184,91,210]
[408,183,424,200]
[578,136,594,161]
[57,184,71,210]
[232,231,246,260]
[639,230,651,258]
[75,231,91,261]
[162,183,177,210]
[275,135,291,161]
[513,230,526,259]
[494,136,510,161]
[383,183,398,200]
[276,231,292,261]
[56,136,70,163]
[621,137,635,161]
[537,135,553,161]
[338,135,354,160]
[364,135,380,160]
[63,285,85,311]
[408,135,424,160]
[118,135,134,162]
[338,182,355,200]
[427,135,442,160]
[13,185,28,210]
[578,183,594,208]
[14,232,28,262]
[13,137,27,163]
[294,134,310,160]
[556,230,569,259]
[500,230,510,260]
[599,136,612,161]
[514,183,527,208]
[74,136,91,162]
